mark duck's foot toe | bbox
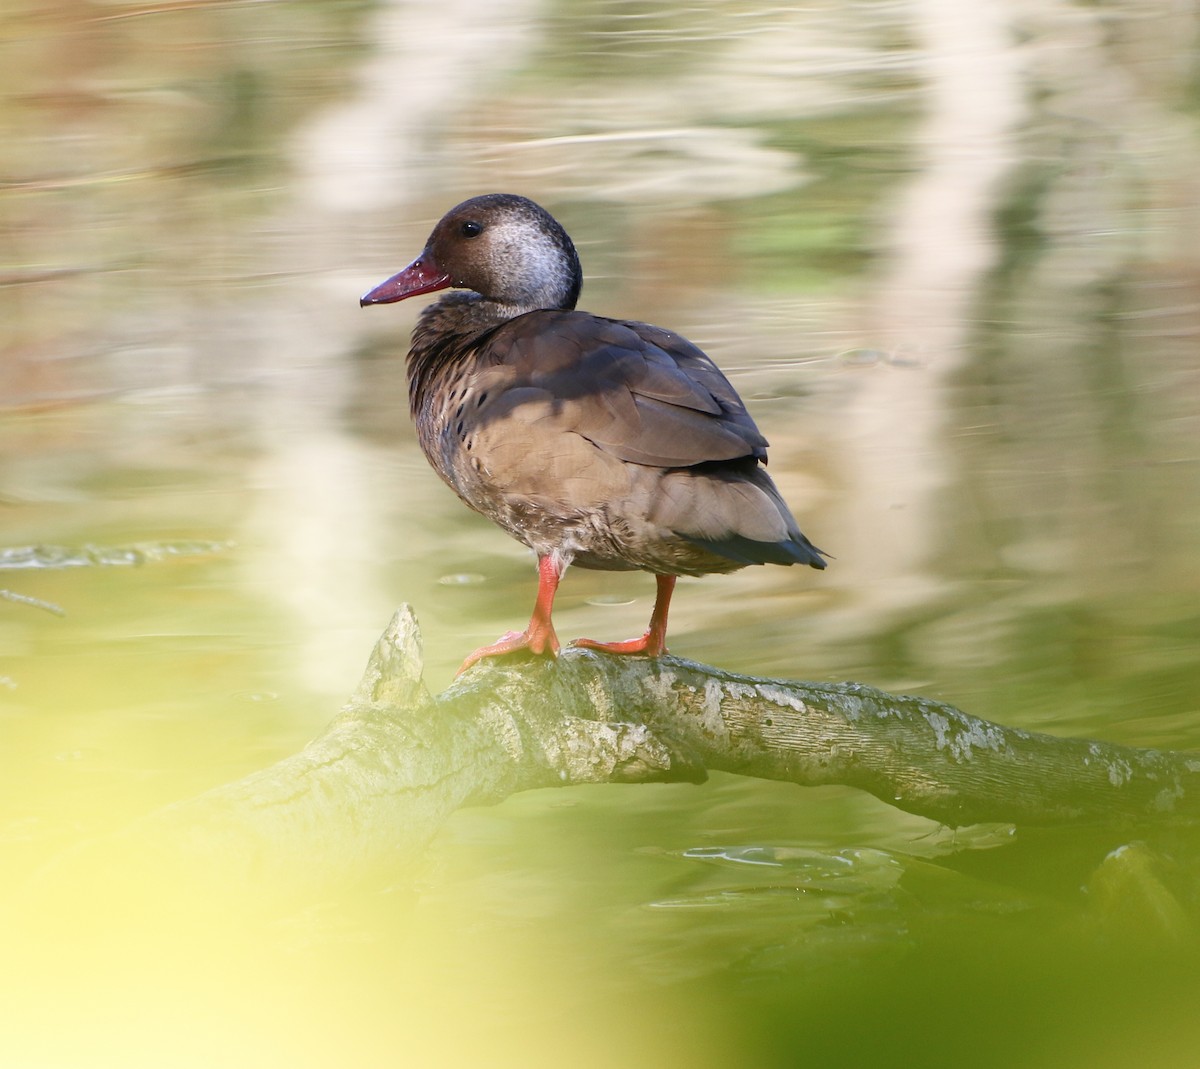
[571,632,667,657]
[456,625,561,676]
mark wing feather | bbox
[478,311,768,469]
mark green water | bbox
[3,1,1200,1065]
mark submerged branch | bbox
[115,605,1200,894]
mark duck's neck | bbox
[417,292,508,336]
[406,293,519,420]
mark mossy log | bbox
[112,605,1200,897]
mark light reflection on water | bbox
[3,0,1200,1065]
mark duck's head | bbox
[360,193,583,316]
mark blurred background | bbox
[3,0,1200,1066]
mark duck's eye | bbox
[461,220,483,238]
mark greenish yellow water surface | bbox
[3,1,1200,1066]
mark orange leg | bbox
[573,574,675,657]
[457,555,563,675]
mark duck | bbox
[360,193,826,673]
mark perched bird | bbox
[360,194,826,673]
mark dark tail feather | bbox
[660,458,828,571]
[685,532,828,569]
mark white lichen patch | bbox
[701,678,725,727]
[927,711,1007,762]
[755,683,811,717]
[928,712,951,751]
[1154,781,1184,812]
[640,672,678,710]
[583,675,612,720]
[837,683,888,721]
[480,706,526,762]
[1106,758,1133,788]
[647,672,732,742]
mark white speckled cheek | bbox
[493,217,568,309]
